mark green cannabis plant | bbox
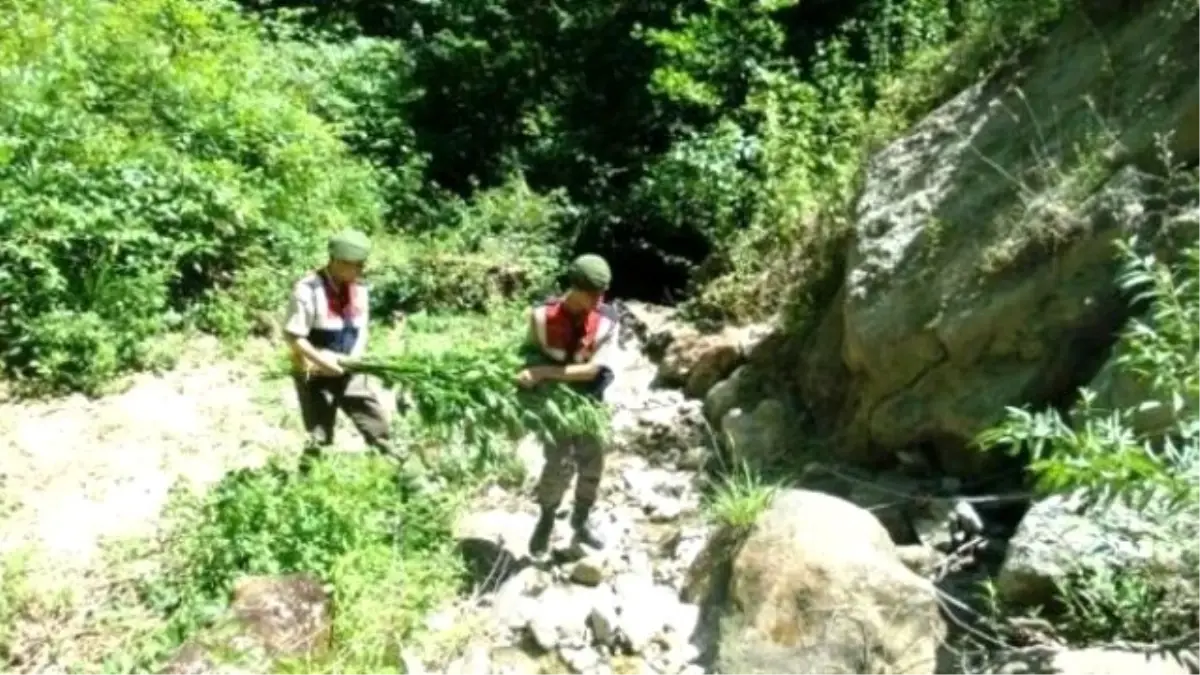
[352,340,611,454]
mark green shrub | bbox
[273,31,431,227]
[140,454,462,672]
[368,175,572,316]
[669,0,1075,325]
[0,0,382,394]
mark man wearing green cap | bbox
[516,253,619,556]
[283,228,397,469]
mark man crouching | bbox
[516,254,619,557]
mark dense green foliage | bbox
[0,0,378,393]
[0,0,1076,394]
[132,454,462,674]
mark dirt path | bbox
[0,337,317,581]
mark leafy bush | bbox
[666,0,1075,324]
[368,175,573,316]
[0,0,382,394]
[273,31,431,227]
[141,454,462,672]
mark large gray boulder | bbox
[683,489,946,674]
[794,0,1199,475]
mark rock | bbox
[589,600,620,647]
[159,573,334,673]
[647,498,683,522]
[792,0,1199,476]
[997,491,1196,609]
[491,566,549,629]
[612,394,709,465]
[662,601,701,640]
[526,584,600,650]
[616,301,680,356]
[895,544,939,577]
[702,365,755,426]
[445,642,491,675]
[490,645,543,674]
[951,499,984,536]
[454,509,536,591]
[994,646,1194,675]
[621,466,695,522]
[684,489,945,674]
[719,398,789,466]
[571,556,608,586]
[675,446,709,471]
[229,573,332,659]
[657,324,771,399]
[560,645,603,673]
[612,574,684,654]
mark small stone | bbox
[676,447,708,471]
[560,645,602,673]
[952,499,984,535]
[529,615,560,651]
[648,499,683,522]
[681,665,705,675]
[896,544,939,577]
[571,556,607,586]
[589,596,620,644]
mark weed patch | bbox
[702,459,781,531]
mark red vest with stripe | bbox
[540,298,615,364]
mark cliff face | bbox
[793,0,1198,476]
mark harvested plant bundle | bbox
[351,343,610,448]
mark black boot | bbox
[528,504,557,558]
[298,445,323,476]
[570,502,605,550]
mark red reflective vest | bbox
[537,298,617,364]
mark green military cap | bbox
[328,229,372,262]
[567,253,612,292]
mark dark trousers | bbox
[535,433,605,508]
[292,373,393,456]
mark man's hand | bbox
[311,349,345,377]
[515,368,540,388]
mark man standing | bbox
[283,229,397,470]
[516,254,620,556]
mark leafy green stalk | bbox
[352,341,611,452]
